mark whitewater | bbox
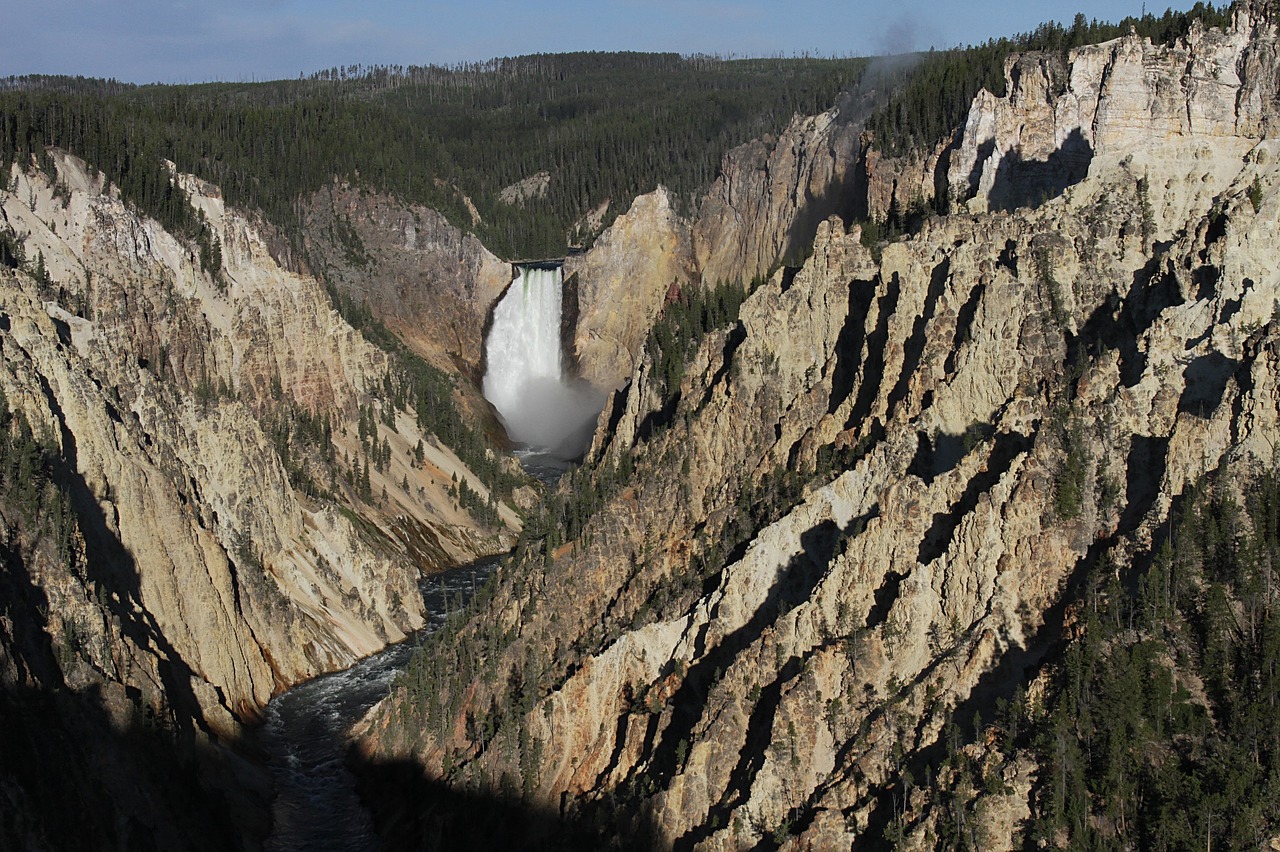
[482,265,602,460]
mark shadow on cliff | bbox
[0,531,265,850]
[887,258,951,420]
[849,432,1174,844]
[982,128,1093,213]
[1178,351,1238,417]
[774,88,883,266]
[834,272,900,432]
[1066,248,1189,395]
[349,753,664,852]
[916,429,1033,565]
[828,277,878,417]
[32,371,218,735]
[656,517,875,852]
[0,377,271,849]
[0,680,262,851]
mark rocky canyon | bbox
[358,5,1280,850]
[3,3,1280,850]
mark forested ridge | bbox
[866,3,1232,159]
[0,53,868,259]
[0,4,1235,261]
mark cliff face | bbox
[693,108,863,289]
[951,7,1280,214]
[564,188,694,390]
[301,182,511,382]
[358,8,1280,849]
[856,8,1280,223]
[0,155,521,847]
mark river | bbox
[514,447,576,485]
[261,557,498,851]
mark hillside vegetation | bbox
[866,3,1233,159]
[0,54,868,259]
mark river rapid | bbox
[261,558,497,851]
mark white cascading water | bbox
[483,265,602,458]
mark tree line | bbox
[0,53,869,259]
[866,3,1233,159]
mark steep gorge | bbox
[354,5,1280,849]
[0,152,523,847]
[4,4,1280,850]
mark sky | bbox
[4,0,1206,84]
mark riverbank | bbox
[261,558,499,851]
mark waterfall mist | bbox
[483,266,604,459]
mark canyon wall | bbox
[6,7,1277,849]
[564,187,694,390]
[357,6,1280,848]
[302,182,511,382]
[692,108,863,288]
[0,155,521,848]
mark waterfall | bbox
[483,265,602,459]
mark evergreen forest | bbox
[0,54,868,259]
[0,4,1232,259]
[908,469,1280,849]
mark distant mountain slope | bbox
[0,53,869,258]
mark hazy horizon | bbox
[4,0,1205,86]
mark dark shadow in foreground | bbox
[0,679,266,852]
[0,375,270,850]
[350,753,666,852]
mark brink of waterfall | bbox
[483,265,604,460]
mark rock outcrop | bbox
[564,188,694,390]
[499,171,552,207]
[693,109,862,288]
[528,108,865,397]
[356,7,1280,849]
[0,154,523,847]
[950,6,1280,214]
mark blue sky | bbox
[6,0,1207,84]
